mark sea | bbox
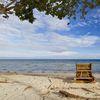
[0,59,100,73]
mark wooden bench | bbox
[75,63,95,83]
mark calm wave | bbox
[0,59,100,73]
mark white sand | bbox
[0,72,100,100]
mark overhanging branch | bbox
[0,0,16,17]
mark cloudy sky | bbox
[0,7,100,59]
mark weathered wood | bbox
[59,90,100,100]
[75,63,95,83]
[59,90,81,98]
[81,88,95,93]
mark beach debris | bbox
[0,77,8,83]
[81,88,95,93]
[59,90,84,98]
[59,88,100,100]
[23,85,33,91]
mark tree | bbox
[0,0,100,23]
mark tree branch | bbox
[6,0,16,8]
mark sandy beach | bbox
[0,72,100,100]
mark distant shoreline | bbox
[0,59,100,60]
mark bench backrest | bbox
[76,63,91,70]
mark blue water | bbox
[0,59,100,73]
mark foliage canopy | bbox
[0,0,99,23]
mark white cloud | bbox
[1,30,99,50]
[97,9,100,13]
[0,50,78,58]
[47,17,70,31]
[76,22,87,27]
[0,10,100,58]
[34,9,70,31]
[0,28,99,57]
[75,53,100,59]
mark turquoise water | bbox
[0,59,100,73]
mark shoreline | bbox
[0,71,100,82]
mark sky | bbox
[0,7,100,59]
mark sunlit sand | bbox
[0,72,100,100]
